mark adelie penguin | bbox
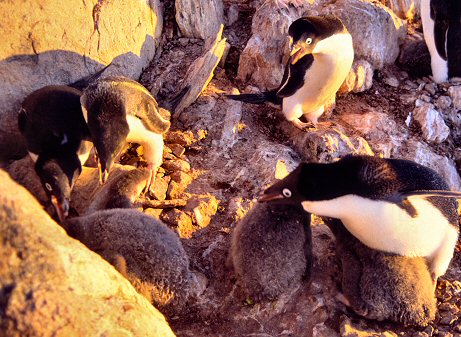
[227,15,354,129]
[259,155,460,285]
[17,64,110,222]
[81,76,186,192]
[421,0,461,82]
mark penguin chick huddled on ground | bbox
[84,167,150,214]
[80,76,171,192]
[66,209,200,317]
[259,155,460,285]
[227,15,354,129]
[324,218,436,327]
[421,0,461,82]
[228,202,312,302]
[18,85,92,222]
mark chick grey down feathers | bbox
[229,203,312,301]
[324,218,436,327]
[67,209,199,317]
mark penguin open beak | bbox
[51,195,69,223]
[290,43,310,65]
[258,193,284,203]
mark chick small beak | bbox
[51,195,69,223]
[258,193,285,203]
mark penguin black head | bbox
[35,152,82,222]
[258,163,313,205]
[288,15,347,64]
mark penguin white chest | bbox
[302,195,454,257]
[283,33,354,121]
[126,115,164,166]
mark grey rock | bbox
[413,102,450,143]
[379,0,421,19]
[0,0,162,162]
[339,59,374,94]
[0,169,175,337]
[175,0,224,40]
[398,32,432,78]
[219,95,242,149]
[435,96,452,111]
[448,86,461,110]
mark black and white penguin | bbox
[421,0,461,82]
[228,202,312,301]
[80,76,171,192]
[227,15,354,129]
[324,217,436,327]
[18,85,92,222]
[258,155,460,284]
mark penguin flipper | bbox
[226,91,281,105]
[277,53,314,97]
[69,62,112,90]
[431,1,449,60]
[397,190,461,200]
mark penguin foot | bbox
[292,118,316,130]
[431,272,438,291]
[143,163,157,195]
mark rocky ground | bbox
[4,0,461,336]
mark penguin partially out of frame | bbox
[421,0,461,83]
[259,155,460,285]
[227,15,354,129]
[324,217,436,327]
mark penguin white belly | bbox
[126,115,164,166]
[283,34,353,122]
[302,195,455,258]
[421,0,448,83]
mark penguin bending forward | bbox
[80,76,171,192]
[259,155,460,284]
[18,85,92,222]
[421,0,461,82]
[227,15,354,129]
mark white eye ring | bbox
[45,183,53,191]
[306,38,312,44]
[282,188,292,198]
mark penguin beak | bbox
[258,193,284,203]
[290,42,310,65]
[98,161,110,184]
[51,195,69,223]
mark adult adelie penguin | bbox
[18,85,92,222]
[80,76,174,192]
[258,155,460,285]
[227,15,354,129]
[421,0,461,82]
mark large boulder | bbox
[0,0,162,162]
[0,169,176,337]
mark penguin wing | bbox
[431,0,449,60]
[134,97,171,134]
[276,54,314,97]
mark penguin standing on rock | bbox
[421,0,461,82]
[18,85,92,222]
[258,155,460,285]
[81,76,174,192]
[227,15,354,129]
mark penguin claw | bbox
[142,164,157,195]
[292,118,316,130]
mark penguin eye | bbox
[306,38,312,45]
[45,183,53,191]
[282,188,292,198]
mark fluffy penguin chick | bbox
[227,15,354,129]
[229,203,312,301]
[80,76,171,192]
[66,209,199,317]
[325,218,436,327]
[421,0,461,82]
[259,155,459,283]
[84,167,150,214]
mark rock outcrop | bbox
[0,170,175,337]
[0,0,162,162]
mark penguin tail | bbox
[164,85,191,114]
[226,91,281,105]
[69,62,112,90]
